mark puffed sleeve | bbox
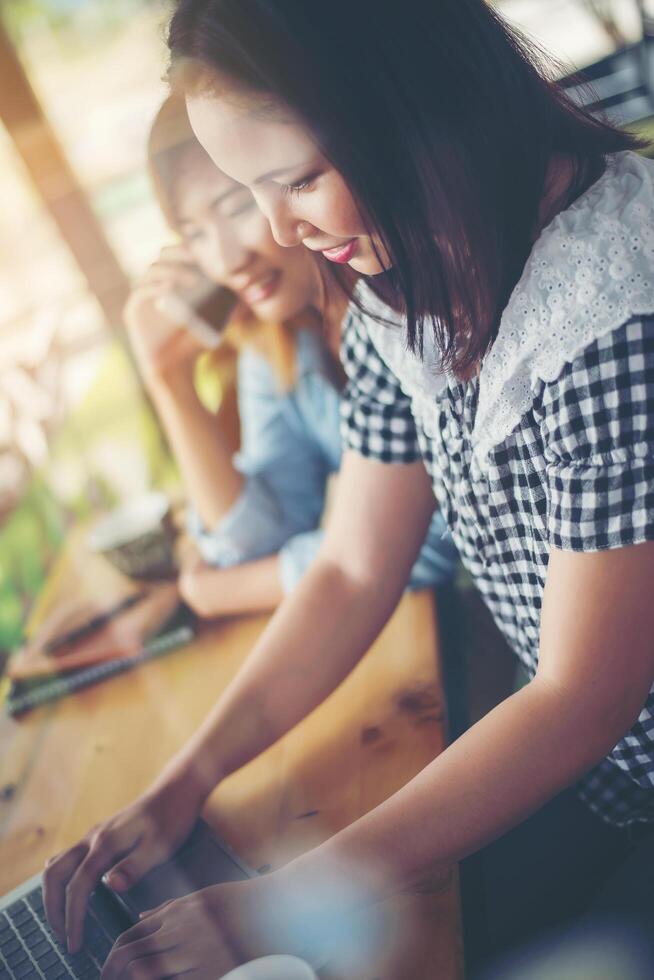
[540,315,654,551]
[340,306,422,463]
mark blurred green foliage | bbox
[3,0,166,42]
[0,341,178,657]
[632,116,654,154]
[0,479,64,651]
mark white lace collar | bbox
[354,151,654,464]
[473,150,654,464]
[352,280,448,413]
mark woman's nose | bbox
[264,197,305,248]
[210,227,249,278]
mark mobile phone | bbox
[156,281,237,349]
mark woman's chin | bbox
[348,254,388,276]
[251,296,304,323]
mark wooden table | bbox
[0,535,463,978]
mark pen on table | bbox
[44,591,147,656]
[6,623,195,716]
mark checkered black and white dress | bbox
[340,151,654,828]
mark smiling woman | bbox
[131,95,454,616]
[41,85,458,974]
[42,1,654,977]
[166,0,640,374]
[147,96,320,320]
[184,94,384,272]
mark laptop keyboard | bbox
[0,887,113,979]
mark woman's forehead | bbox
[173,147,241,219]
[186,94,317,186]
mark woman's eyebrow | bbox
[177,186,246,223]
[253,164,307,184]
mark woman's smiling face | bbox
[186,93,388,275]
[171,140,318,321]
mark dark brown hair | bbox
[147,93,210,229]
[166,0,647,377]
[147,94,301,389]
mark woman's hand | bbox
[99,866,344,980]
[43,772,205,955]
[178,557,217,618]
[178,553,286,619]
[100,857,381,979]
[100,880,252,979]
[123,244,210,389]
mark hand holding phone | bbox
[124,244,236,385]
[155,278,236,350]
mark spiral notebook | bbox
[5,608,195,717]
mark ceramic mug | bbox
[220,955,317,980]
[87,491,177,580]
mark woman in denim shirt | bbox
[126,96,456,618]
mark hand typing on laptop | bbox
[99,878,275,979]
[43,770,203,955]
[40,766,328,976]
[41,760,370,978]
[98,858,364,979]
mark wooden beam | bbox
[0,18,130,328]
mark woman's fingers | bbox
[111,910,167,950]
[44,827,139,952]
[144,259,203,290]
[128,244,204,306]
[107,952,182,980]
[43,842,89,942]
[103,836,177,893]
[102,904,236,980]
[144,257,206,283]
[64,830,141,953]
[158,242,197,265]
[126,282,169,306]
[101,926,178,980]
[137,899,174,919]
[103,884,261,979]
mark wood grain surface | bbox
[0,533,463,978]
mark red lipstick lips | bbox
[321,239,357,264]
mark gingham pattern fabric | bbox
[341,308,654,827]
[339,318,421,463]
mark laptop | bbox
[0,820,255,979]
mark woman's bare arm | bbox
[172,451,436,791]
[280,540,654,900]
[45,451,435,950]
[179,552,284,616]
[124,246,243,527]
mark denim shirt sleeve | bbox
[275,509,458,595]
[187,345,329,568]
[278,528,325,593]
[407,509,458,591]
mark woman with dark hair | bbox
[45,2,654,976]
[126,95,456,617]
